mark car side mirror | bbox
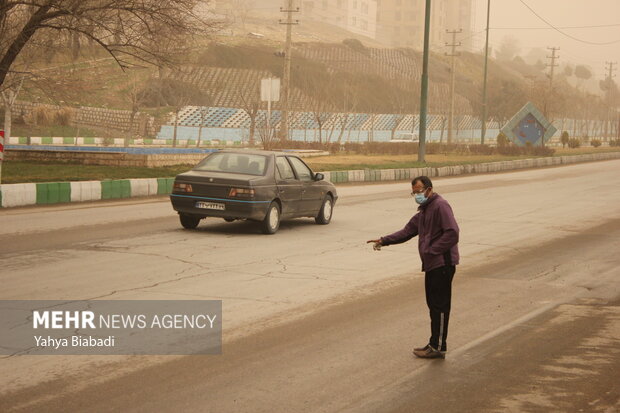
[314,173,324,181]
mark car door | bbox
[287,156,324,214]
[275,156,304,217]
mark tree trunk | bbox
[304,122,307,142]
[337,116,348,144]
[249,115,256,146]
[327,119,336,143]
[439,117,446,143]
[126,109,137,147]
[1,85,21,145]
[173,108,179,148]
[3,104,12,145]
[197,124,203,147]
[572,117,577,138]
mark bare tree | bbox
[387,78,413,140]
[309,97,331,144]
[331,77,359,144]
[171,101,190,148]
[237,77,261,146]
[0,0,222,91]
[192,70,223,147]
[304,77,334,144]
[196,105,210,147]
[256,110,277,150]
[124,70,152,146]
[0,73,24,145]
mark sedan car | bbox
[169,150,338,234]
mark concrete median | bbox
[1,152,619,208]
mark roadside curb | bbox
[1,153,619,208]
[320,153,620,184]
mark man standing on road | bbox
[367,176,459,359]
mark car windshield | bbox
[194,153,267,176]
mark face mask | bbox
[414,192,428,205]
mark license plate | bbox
[195,201,225,210]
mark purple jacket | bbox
[380,194,459,272]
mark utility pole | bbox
[544,46,559,147]
[480,0,491,144]
[546,47,560,89]
[604,61,617,141]
[418,0,432,162]
[279,0,299,143]
[446,29,462,145]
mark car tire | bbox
[179,213,201,229]
[224,218,235,222]
[315,195,333,225]
[261,201,281,234]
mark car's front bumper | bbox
[170,194,271,221]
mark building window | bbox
[362,2,368,14]
[362,20,368,30]
[395,11,401,21]
[352,16,357,26]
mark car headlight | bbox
[173,183,193,193]
[229,188,255,198]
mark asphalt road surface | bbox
[1,160,619,412]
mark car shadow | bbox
[188,218,319,235]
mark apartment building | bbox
[376,0,474,50]
[301,0,378,39]
[297,0,474,51]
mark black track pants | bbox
[425,265,456,352]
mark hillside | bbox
[4,12,602,139]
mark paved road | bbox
[1,160,619,412]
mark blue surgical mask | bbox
[414,193,428,205]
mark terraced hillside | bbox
[172,41,473,116]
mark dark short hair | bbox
[412,176,433,188]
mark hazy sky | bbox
[472,0,620,78]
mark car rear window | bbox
[194,153,267,176]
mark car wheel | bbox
[224,218,235,222]
[261,201,281,234]
[179,213,201,229]
[315,195,333,225]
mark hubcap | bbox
[324,199,332,220]
[269,206,279,229]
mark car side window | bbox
[288,157,313,182]
[276,157,296,181]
